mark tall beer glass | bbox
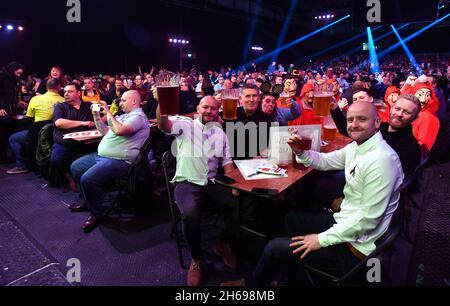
[222,88,239,120]
[156,72,180,115]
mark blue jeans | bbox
[9,130,28,167]
[71,153,130,217]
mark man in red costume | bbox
[379,86,401,123]
[288,83,323,126]
[405,79,440,155]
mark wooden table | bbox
[216,134,352,195]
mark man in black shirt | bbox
[331,93,421,175]
[51,83,97,189]
[221,84,273,159]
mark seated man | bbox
[223,101,404,286]
[69,90,149,232]
[7,78,64,174]
[158,96,239,286]
[51,83,98,189]
[221,84,273,159]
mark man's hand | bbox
[0,109,7,117]
[287,134,305,155]
[289,234,321,259]
[18,101,28,109]
[82,121,95,128]
[338,98,348,110]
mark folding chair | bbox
[303,179,412,286]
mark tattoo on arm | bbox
[107,118,116,133]
[94,114,109,135]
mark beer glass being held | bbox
[288,133,312,170]
[155,72,180,115]
[222,88,239,120]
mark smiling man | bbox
[223,101,404,286]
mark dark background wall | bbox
[0,0,448,76]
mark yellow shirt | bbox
[26,91,65,122]
[82,90,101,102]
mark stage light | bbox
[331,15,334,18]
[186,40,189,44]
[241,14,350,69]
[322,15,326,19]
[318,16,322,19]
[18,26,24,31]
[242,0,261,62]
[272,0,298,62]
[187,53,192,58]
[181,40,186,44]
[315,17,317,19]
[0,25,2,29]
[390,25,423,75]
[7,25,13,30]
[367,27,380,74]
[326,15,330,18]
[378,13,450,60]
[169,38,173,43]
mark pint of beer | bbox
[157,85,180,115]
[222,89,240,120]
[155,71,180,115]
[279,92,290,108]
[323,115,337,140]
[313,93,333,116]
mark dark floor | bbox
[0,158,449,286]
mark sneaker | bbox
[187,260,202,286]
[221,278,245,286]
[213,239,237,270]
[6,166,30,175]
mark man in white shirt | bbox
[223,101,404,285]
[158,96,240,286]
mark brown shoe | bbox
[187,260,202,286]
[81,215,100,232]
[213,239,237,270]
[221,278,245,286]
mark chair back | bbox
[161,150,178,222]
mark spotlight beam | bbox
[272,0,298,62]
[324,23,409,67]
[378,13,450,60]
[390,25,423,75]
[242,14,351,69]
[242,0,262,63]
[301,26,383,63]
[367,27,380,74]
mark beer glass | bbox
[291,130,312,170]
[222,88,240,120]
[323,115,337,141]
[279,92,290,108]
[156,72,180,115]
[313,82,333,116]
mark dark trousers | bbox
[51,142,97,183]
[247,211,360,285]
[174,181,240,261]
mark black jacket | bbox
[330,108,421,175]
[0,62,25,112]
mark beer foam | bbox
[314,92,333,97]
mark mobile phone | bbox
[215,174,236,184]
[251,187,279,195]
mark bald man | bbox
[223,101,404,286]
[158,96,240,286]
[69,90,150,232]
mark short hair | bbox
[66,82,82,92]
[352,87,374,98]
[241,83,259,92]
[396,94,421,114]
[46,78,60,91]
